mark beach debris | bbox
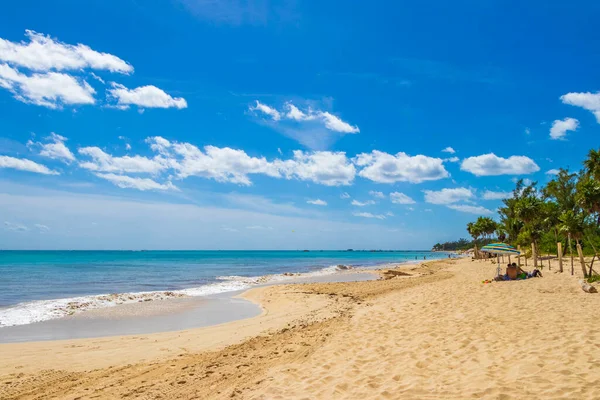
[579,279,598,293]
[336,265,352,270]
[381,270,412,280]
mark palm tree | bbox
[467,221,483,258]
[578,173,600,227]
[515,188,544,267]
[540,201,561,266]
[583,148,600,180]
[559,210,587,277]
[498,180,527,244]
[543,169,578,270]
[544,169,577,210]
[477,216,497,242]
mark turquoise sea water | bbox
[0,250,446,327]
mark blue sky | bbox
[1,0,599,250]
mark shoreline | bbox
[0,256,442,330]
[0,261,430,372]
[0,269,379,343]
[3,257,594,399]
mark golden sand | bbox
[1,258,599,399]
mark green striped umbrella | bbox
[480,243,520,255]
[480,243,520,277]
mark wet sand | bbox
[0,270,377,343]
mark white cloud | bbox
[318,111,359,133]
[118,135,132,151]
[95,173,178,191]
[386,211,395,217]
[549,117,579,140]
[0,63,95,108]
[481,190,511,200]
[0,155,59,175]
[90,72,105,84]
[250,100,281,121]
[390,192,416,204]
[340,192,350,199]
[245,225,274,230]
[525,127,531,135]
[0,30,132,73]
[107,83,187,110]
[307,199,327,206]
[277,150,355,186]
[353,212,386,220]
[423,188,474,205]
[249,101,359,134]
[442,146,455,154]
[29,132,75,163]
[187,146,279,185]
[369,190,385,199]
[460,153,540,176]
[444,157,460,163]
[115,137,356,187]
[34,223,50,232]
[546,169,560,175]
[354,150,449,184]
[78,147,167,175]
[447,204,493,215]
[560,91,600,123]
[351,199,376,207]
[4,221,29,232]
[146,137,280,185]
[284,102,315,121]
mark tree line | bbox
[467,148,600,278]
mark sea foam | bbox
[0,264,351,327]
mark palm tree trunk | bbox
[532,242,538,268]
[576,241,587,278]
[569,233,574,275]
[585,234,598,277]
[557,242,563,273]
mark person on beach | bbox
[494,263,542,281]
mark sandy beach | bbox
[1,257,599,399]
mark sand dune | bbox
[1,258,599,399]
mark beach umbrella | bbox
[480,243,520,255]
[480,243,521,276]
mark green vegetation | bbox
[432,237,495,252]
[432,239,471,251]
[460,148,600,277]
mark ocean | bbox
[0,250,446,327]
